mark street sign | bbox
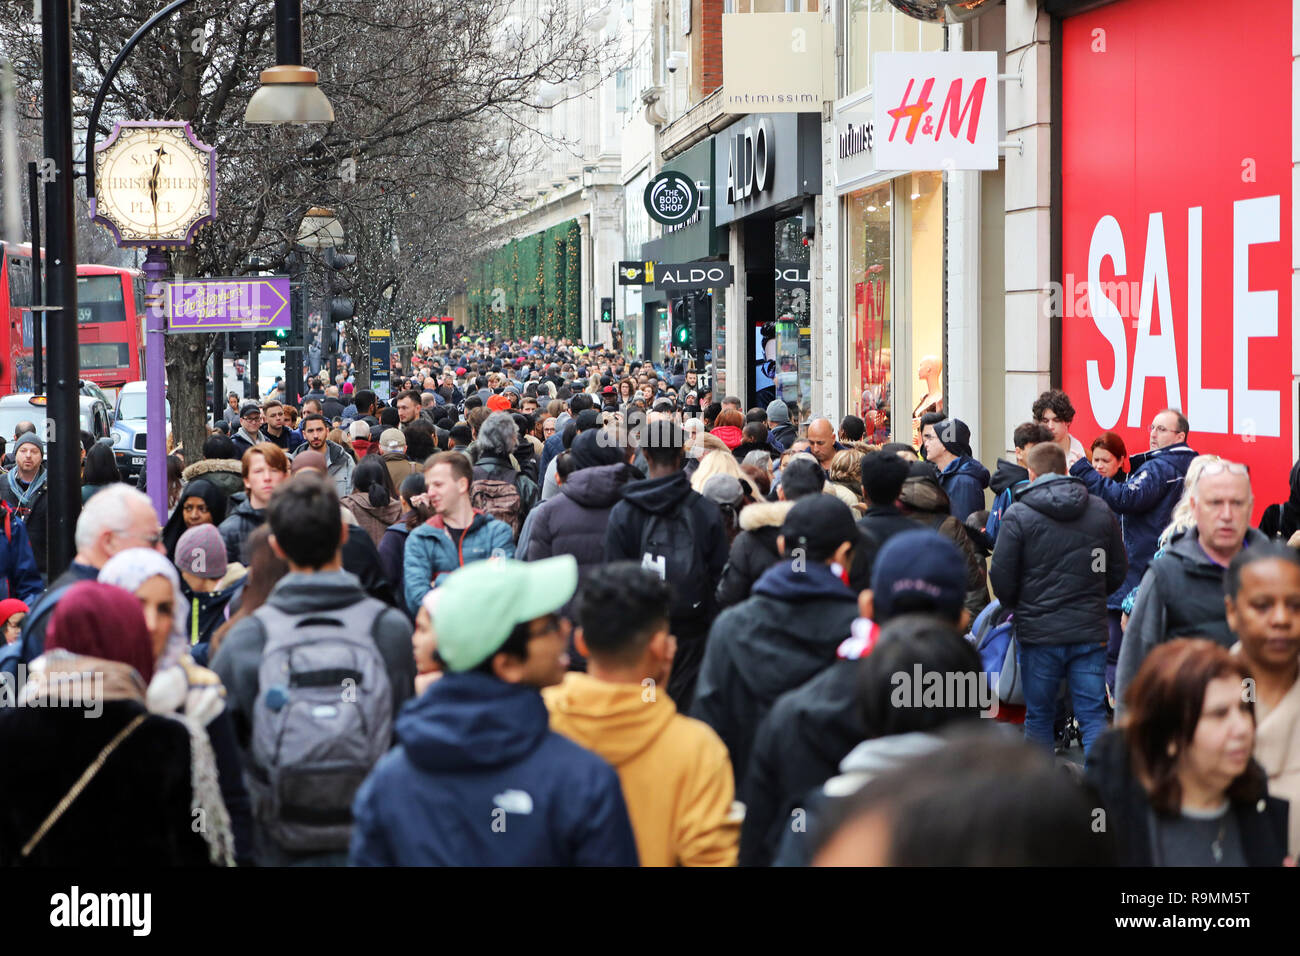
[643,171,699,226]
[167,276,291,332]
[370,328,391,400]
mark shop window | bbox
[842,1,944,98]
[772,215,812,422]
[907,170,944,446]
[846,181,892,443]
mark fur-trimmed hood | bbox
[182,458,243,483]
[738,500,794,532]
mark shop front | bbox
[1056,0,1293,515]
[638,138,725,371]
[714,112,820,416]
[835,105,945,449]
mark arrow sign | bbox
[167,276,291,332]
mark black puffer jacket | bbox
[715,501,793,611]
[217,497,264,564]
[739,658,863,867]
[989,475,1127,646]
[1086,729,1288,867]
[898,475,990,617]
[692,560,858,787]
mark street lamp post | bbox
[40,0,79,577]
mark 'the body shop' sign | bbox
[873,52,998,171]
[1060,0,1291,517]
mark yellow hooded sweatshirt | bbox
[544,672,740,867]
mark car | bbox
[111,381,170,481]
[0,393,113,459]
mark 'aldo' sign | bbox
[654,262,734,290]
[1060,0,1292,519]
[873,52,998,171]
[725,119,774,204]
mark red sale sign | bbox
[1060,0,1292,519]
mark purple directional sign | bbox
[167,276,291,332]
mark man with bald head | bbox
[805,418,841,473]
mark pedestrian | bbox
[1089,430,1129,481]
[218,443,288,565]
[258,399,302,451]
[855,451,924,547]
[80,442,121,504]
[4,485,162,673]
[989,442,1127,755]
[174,524,247,666]
[292,413,355,499]
[230,403,264,455]
[222,392,241,427]
[1031,388,1088,466]
[0,598,26,644]
[161,477,227,562]
[182,435,246,506]
[0,433,49,580]
[342,456,403,548]
[470,411,540,539]
[545,563,740,866]
[349,555,640,866]
[896,461,990,617]
[1226,543,1300,856]
[377,427,417,489]
[348,420,374,458]
[984,422,1052,545]
[804,418,841,474]
[693,495,860,786]
[1258,459,1300,544]
[378,473,429,603]
[745,528,970,867]
[604,419,727,712]
[918,414,989,523]
[1117,458,1266,714]
[1088,639,1288,866]
[212,472,414,865]
[403,451,514,616]
[0,582,221,866]
[766,400,798,450]
[97,548,247,865]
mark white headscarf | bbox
[99,547,189,664]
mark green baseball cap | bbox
[433,555,578,673]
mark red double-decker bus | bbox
[0,243,145,395]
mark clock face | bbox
[94,125,214,244]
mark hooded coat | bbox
[341,491,403,548]
[1115,526,1272,714]
[291,439,356,499]
[1086,729,1289,867]
[1070,441,1197,603]
[162,479,229,561]
[1259,459,1300,541]
[983,457,1029,545]
[217,498,264,565]
[349,672,639,866]
[181,458,245,504]
[714,501,793,611]
[989,474,1127,646]
[178,562,246,665]
[898,475,990,617]
[691,560,858,787]
[402,511,515,617]
[739,657,865,867]
[544,672,738,867]
[935,455,990,523]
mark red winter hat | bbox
[0,597,28,627]
[486,394,512,412]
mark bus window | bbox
[80,342,131,369]
[8,258,31,307]
[76,275,126,324]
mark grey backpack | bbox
[250,601,394,853]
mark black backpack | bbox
[638,504,709,620]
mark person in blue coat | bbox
[349,555,640,866]
[1068,408,1197,620]
[0,502,44,605]
[919,414,990,523]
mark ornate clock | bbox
[91,122,216,247]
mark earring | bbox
[1167,742,1177,758]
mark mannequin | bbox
[911,354,943,445]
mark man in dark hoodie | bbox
[919,413,989,522]
[983,421,1053,545]
[715,457,825,611]
[990,442,1127,755]
[349,555,639,866]
[692,494,860,787]
[740,529,969,866]
[897,460,990,618]
[605,419,727,712]
[212,472,414,865]
[856,450,925,546]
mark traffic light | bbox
[324,246,356,325]
[599,297,613,324]
[672,314,692,349]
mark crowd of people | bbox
[0,333,1295,868]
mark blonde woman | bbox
[690,443,755,498]
[828,450,866,516]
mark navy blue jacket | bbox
[349,672,639,866]
[0,510,43,605]
[1070,442,1196,604]
[936,456,990,523]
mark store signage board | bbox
[370,329,392,401]
[655,262,733,290]
[873,52,998,172]
[720,13,833,114]
[644,171,700,226]
[618,261,657,285]
[167,276,290,332]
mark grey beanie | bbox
[766,400,790,424]
[13,432,44,455]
